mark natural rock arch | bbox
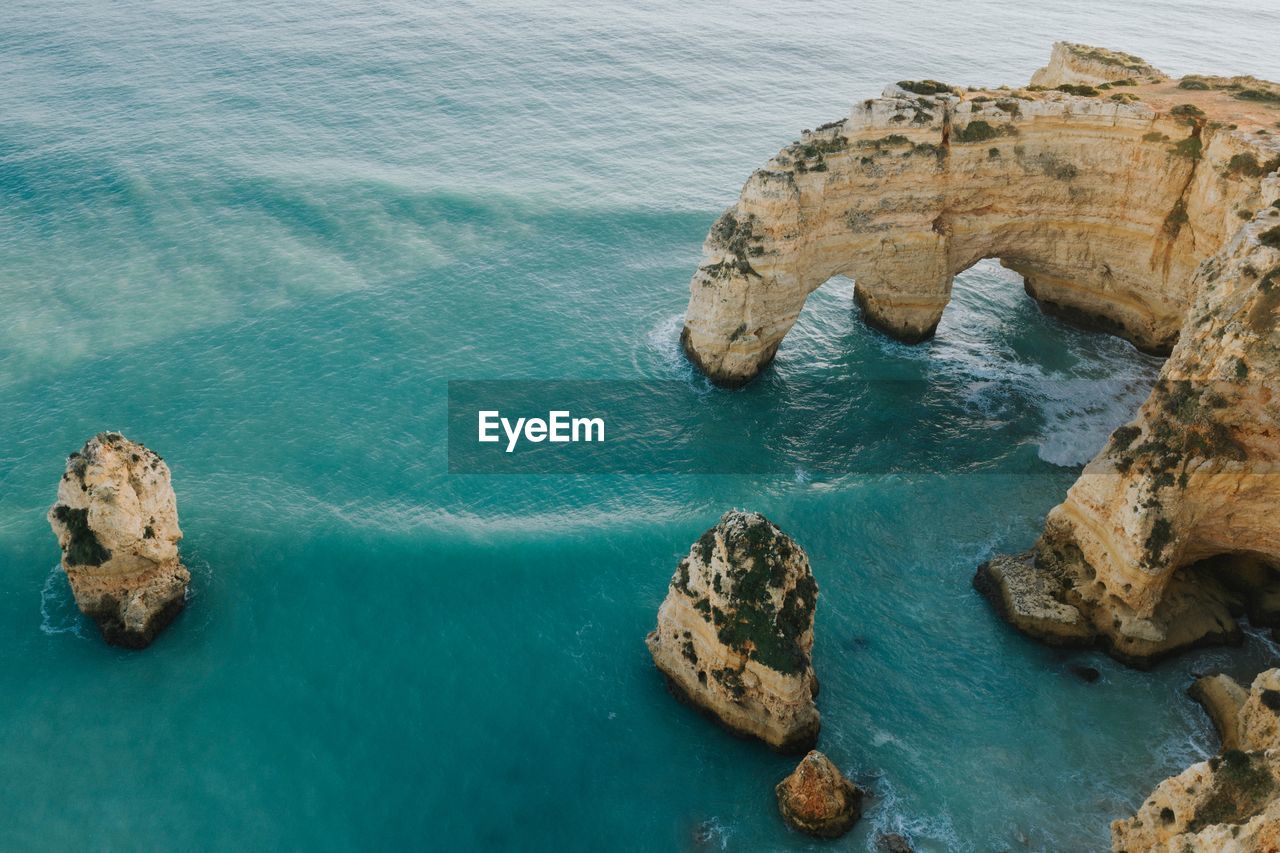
[682,43,1280,666]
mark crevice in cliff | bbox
[1156,121,1206,277]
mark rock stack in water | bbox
[48,432,190,648]
[775,750,863,838]
[646,510,819,752]
[1112,669,1280,850]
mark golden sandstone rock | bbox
[680,42,1280,667]
[646,511,820,751]
[1029,43,1165,89]
[48,433,190,648]
[1114,670,1280,851]
[1189,673,1251,753]
[775,750,863,838]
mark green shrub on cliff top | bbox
[896,80,954,96]
[708,517,816,676]
[1055,83,1099,97]
[1110,425,1141,451]
[1227,153,1280,178]
[1236,88,1280,104]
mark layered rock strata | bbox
[48,432,190,648]
[775,750,863,838]
[1113,669,1280,850]
[680,42,1280,666]
[646,511,820,752]
[1029,42,1165,89]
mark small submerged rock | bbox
[775,750,863,838]
[646,510,819,752]
[874,833,914,853]
[47,433,190,648]
[690,819,726,848]
[1070,665,1101,684]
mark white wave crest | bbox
[39,564,86,638]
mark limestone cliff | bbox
[681,43,1280,666]
[1030,42,1166,89]
[1113,669,1280,851]
[48,432,190,648]
[646,511,820,752]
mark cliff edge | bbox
[680,43,1280,666]
[1113,669,1280,851]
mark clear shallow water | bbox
[3,1,1280,849]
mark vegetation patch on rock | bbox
[896,80,954,96]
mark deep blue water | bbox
[4,1,1280,849]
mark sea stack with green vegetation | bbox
[678,41,1280,667]
[47,433,190,648]
[646,510,820,752]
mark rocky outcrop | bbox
[1030,42,1166,89]
[1113,669,1280,851]
[1189,673,1251,752]
[775,750,863,838]
[48,432,190,648]
[646,511,820,752]
[680,42,1280,667]
[975,547,1245,668]
[973,552,1095,646]
[875,833,914,853]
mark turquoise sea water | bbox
[4,1,1280,849]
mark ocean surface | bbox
[3,1,1280,849]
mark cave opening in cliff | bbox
[1176,552,1280,635]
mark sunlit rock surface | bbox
[1113,669,1280,851]
[646,510,820,751]
[48,432,190,648]
[775,750,863,838]
[681,42,1280,666]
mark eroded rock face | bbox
[679,42,1280,666]
[646,511,819,752]
[678,43,1266,385]
[1113,669,1280,851]
[976,546,1246,668]
[973,552,1094,647]
[1029,42,1166,89]
[775,750,863,839]
[48,432,190,648]
[1189,673,1251,753]
[1002,279,1280,664]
